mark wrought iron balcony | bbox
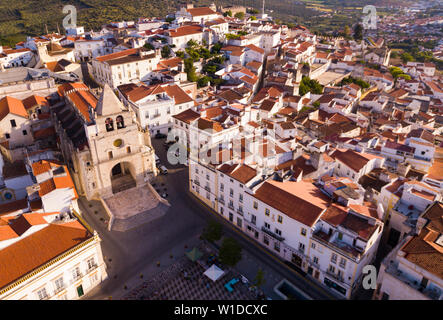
[261,226,285,242]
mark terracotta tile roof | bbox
[58,83,97,123]
[218,164,257,184]
[253,180,330,226]
[411,189,436,201]
[0,199,28,216]
[0,221,91,289]
[260,98,278,112]
[197,117,223,132]
[349,202,379,219]
[157,57,183,69]
[401,202,443,279]
[2,161,28,179]
[0,96,28,121]
[240,75,257,86]
[341,213,379,240]
[246,60,262,70]
[31,159,63,176]
[427,158,443,181]
[186,7,216,17]
[38,171,75,197]
[321,204,348,226]
[245,44,264,54]
[331,149,374,173]
[164,84,194,105]
[168,25,203,38]
[172,108,200,124]
[22,95,49,110]
[95,48,138,62]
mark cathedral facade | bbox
[53,83,157,201]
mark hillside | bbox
[0,0,319,45]
[0,0,419,46]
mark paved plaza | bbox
[124,256,256,300]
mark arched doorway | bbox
[110,162,136,194]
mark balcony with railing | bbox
[70,272,83,284]
[228,203,235,210]
[326,270,346,284]
[204,186,211,192]
[261,226,285,242]
[218,197,225,205]
[237,208,244,216]
[54,284,66,294]
[86,264,98,274]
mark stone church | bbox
[53,83,157,201]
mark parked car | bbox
[155,154,160,165]
[158,165,168,175]
[155,133,167,139]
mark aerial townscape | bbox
[0,0,442,304]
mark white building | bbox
[74,39,107,62]
[118,82,194,135]
[0,47,34,69]
[374,201,443,300]
[0,212,108,300]
[175,5,219,23]
[166,25,204,50]
[91,48,160,89]
[331,149,385,182]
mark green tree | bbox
[202,220,223,242]
[226,33,240,40]
[161,45,171,58]
[211,42,223,54]
[198,47,212,59]
[186,48,201,61]
[397,73,411,81]
[203,63,217,75]
[223,10,232,17]
[400,52,414,63]
[389,66,405,78]
[143,42,154,51]
[198,76,211,88]
[219,237,242,267]
[299,76,323,95]
[212,55,225,65]
[175,50,185,59]
[165,16,175,23]
[234,12,245,20]
[254,268,266,288]
[184,58,198,82]
[250,16,257,21]
[187,39,199,48]
[353,23,363,41]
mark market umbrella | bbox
[203,264,225,282]
[186,247,203,262]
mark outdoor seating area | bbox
[123,242,257,300]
